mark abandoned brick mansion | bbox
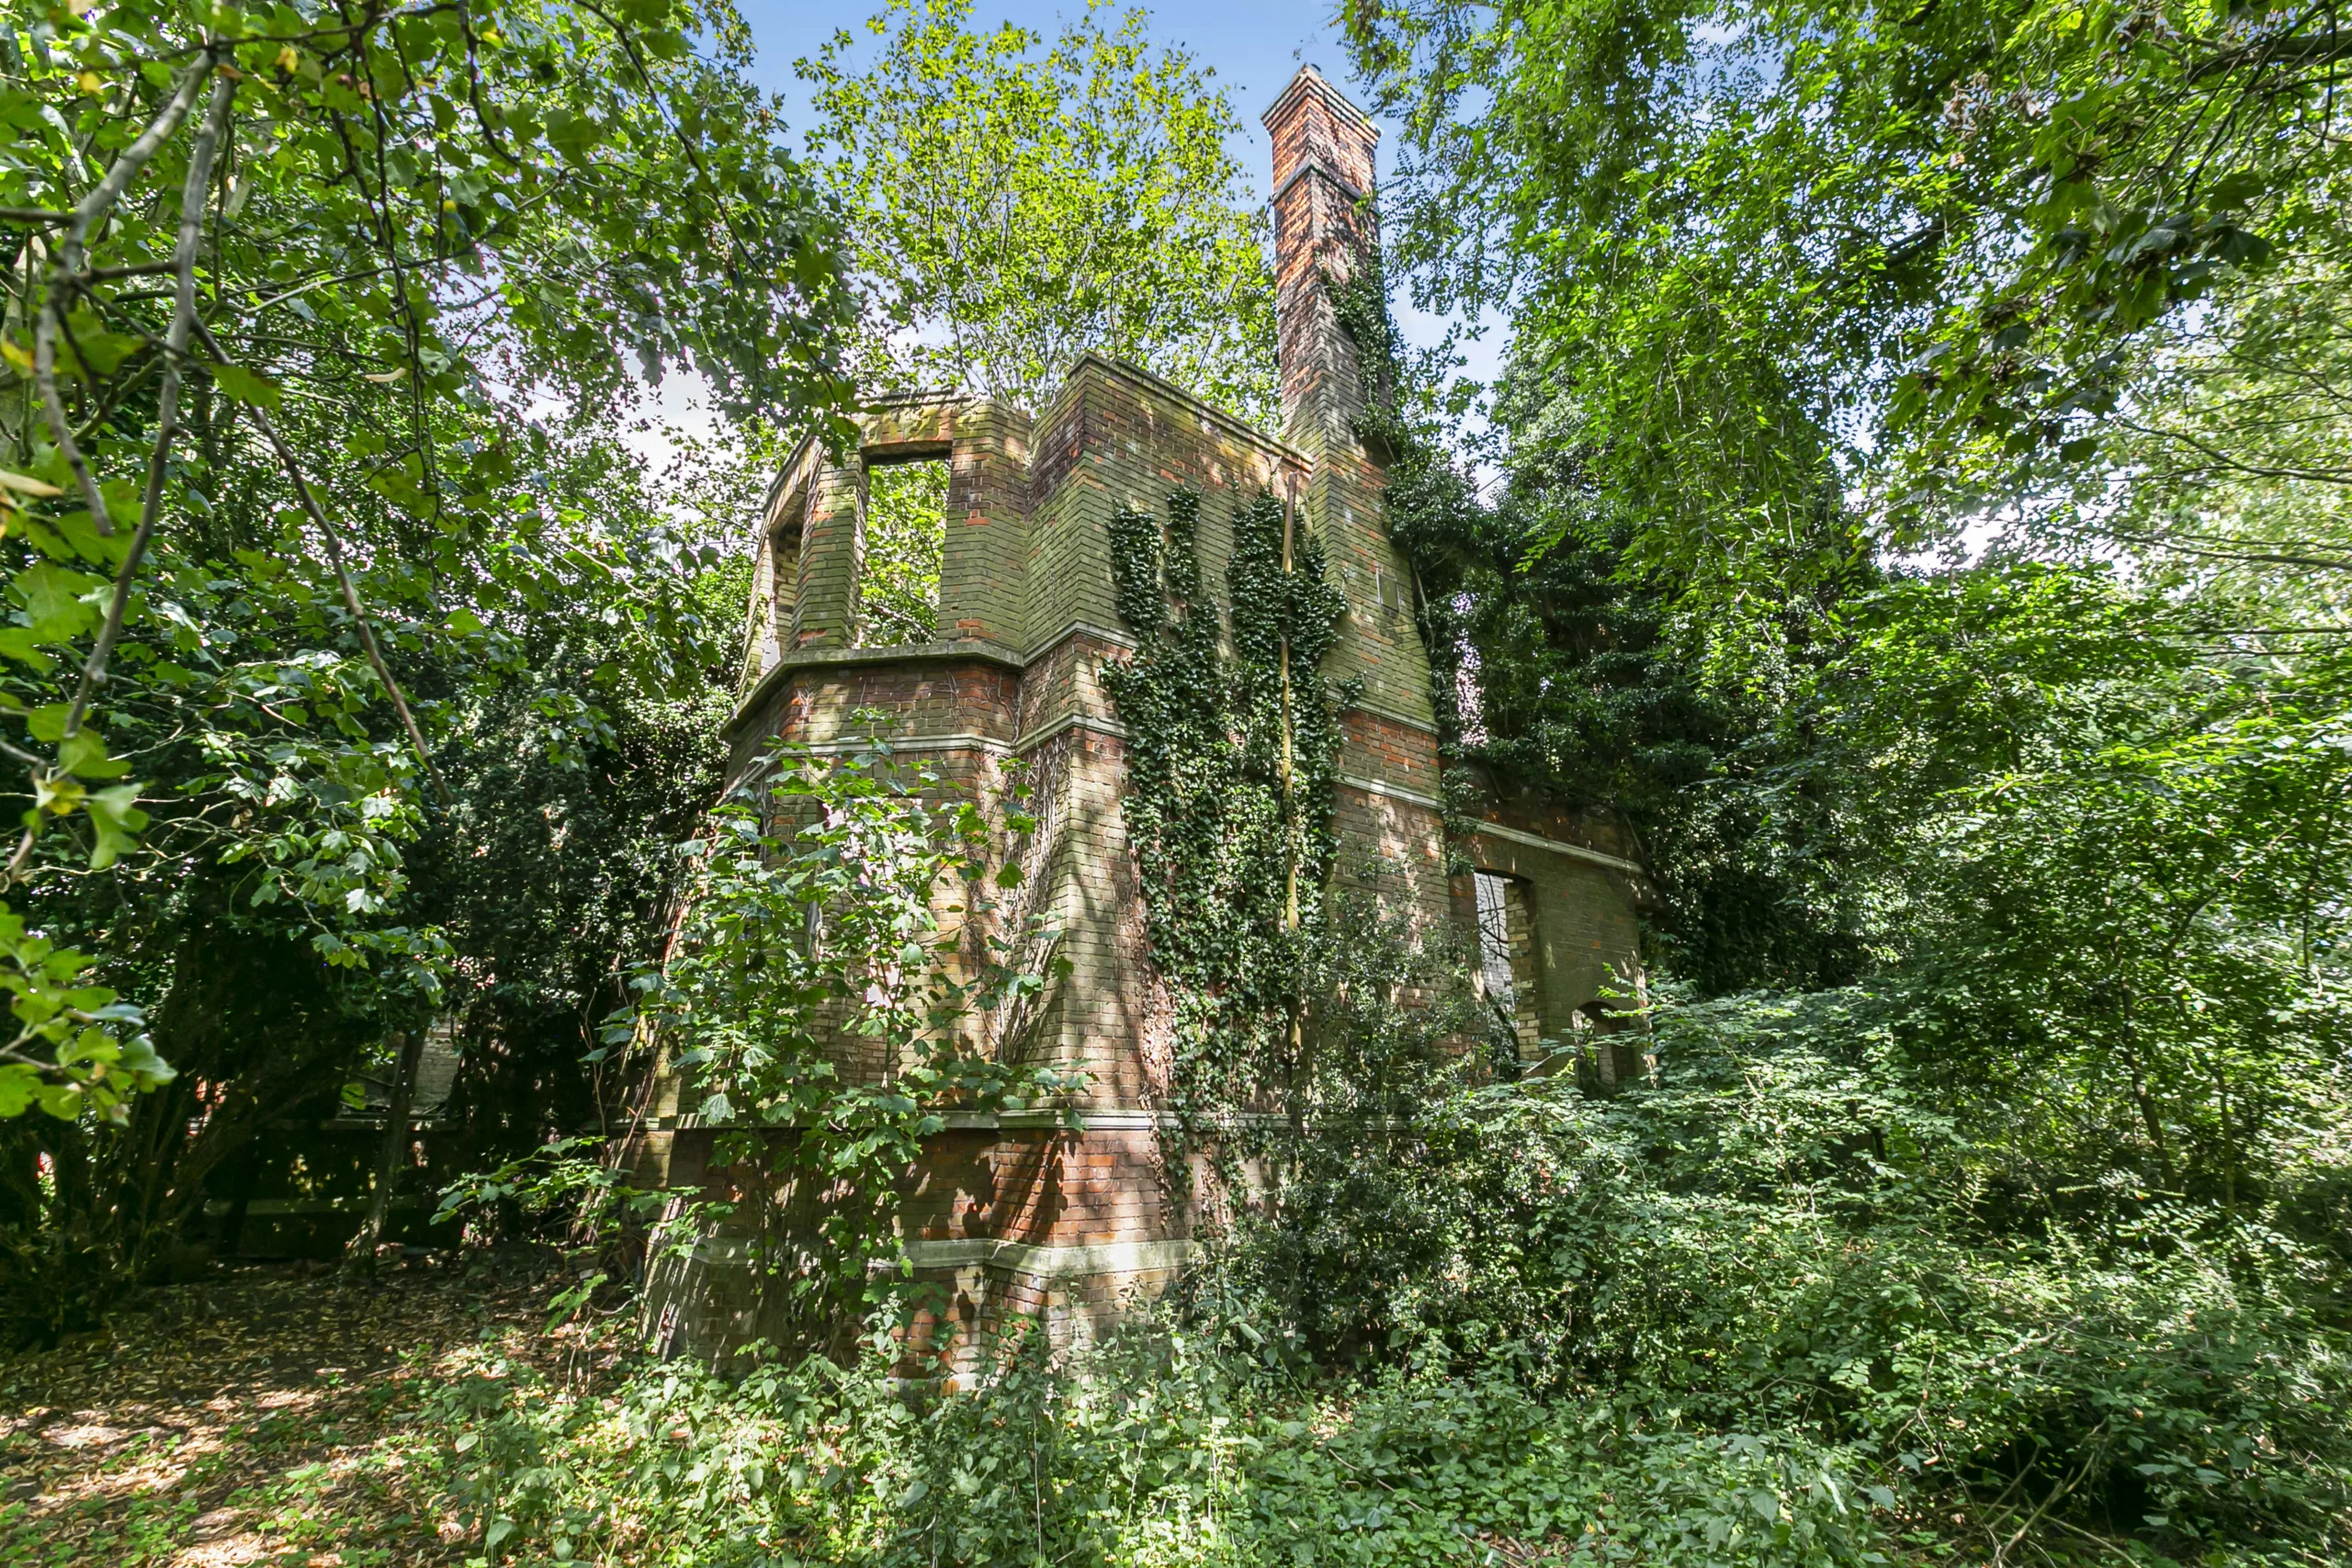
[632,67,1650,1356]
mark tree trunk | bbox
[345,1030,425,1277]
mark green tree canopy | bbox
[0,0,858,1332]
[1345,0,2351,604]
[0,0,856,1120]
[799,0,1276,421]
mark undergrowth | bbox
[407,974,2352,1567]
[423,1316,1895,1568]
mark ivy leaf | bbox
[0,630,55,672]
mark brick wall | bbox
[1266,66,1377,457]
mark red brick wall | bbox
[1266,67,1379,456]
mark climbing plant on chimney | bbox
[1102,487,1355,1114]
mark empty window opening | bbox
[858,457,947,645]
[1474,870,1543,1061]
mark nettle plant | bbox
[612,727,1078,1334]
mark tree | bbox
[401,484,748,1203]
[616,732,1074,1346]
[1339,0,2352,987]
[1344,0,2350,600]
[2030,251,2352,632]
[1760,564,2352,1210]
[0,0,857,1333]
[0,0,852,1094]
[798,0,1276,421]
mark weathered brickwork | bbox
[1265,69,1435,728]
[638,67,1652,1372]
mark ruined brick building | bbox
[634,67,1649,1355]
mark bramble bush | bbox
[420,1310,1894,1568]
[1200,987,2352,1562]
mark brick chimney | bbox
[1264,65,1380,457]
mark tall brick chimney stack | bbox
[1264,65,1380,457]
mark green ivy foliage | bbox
[403,949,2349,1563]
[1102,486,1355,1111]
[1209,986,2351,1558]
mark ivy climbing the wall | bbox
[1330,254,1866,993]
[1326,262,1491,873]
[1103,488,1357,1111]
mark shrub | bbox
[1202,987,2352,1558]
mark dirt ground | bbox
[0,1257,563,1568]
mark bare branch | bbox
[30,59,214,538]
[456,0,523,166]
